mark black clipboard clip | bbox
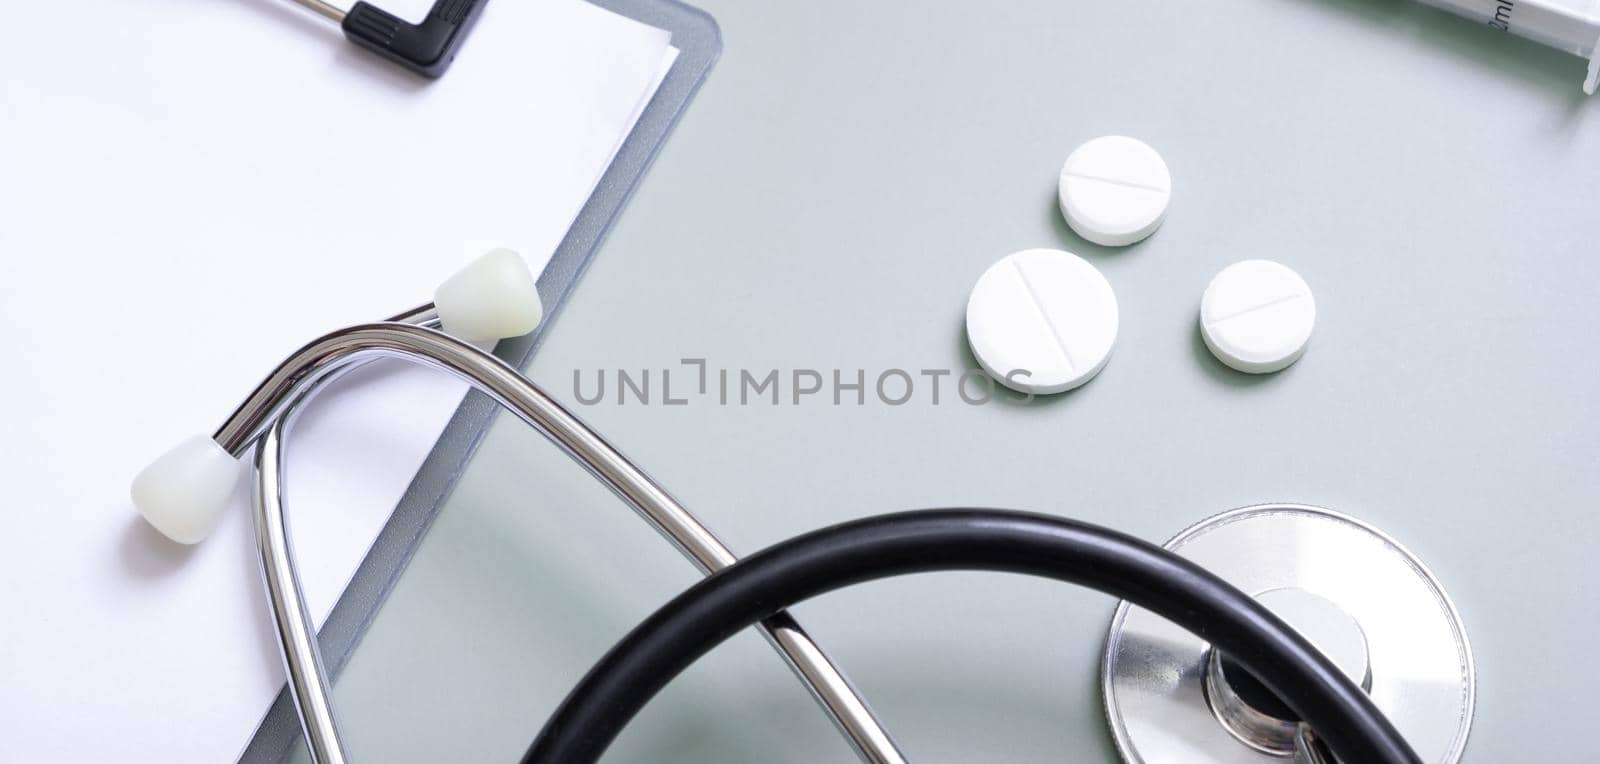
[292,0,487,77]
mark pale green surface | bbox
[298,0,1600,760]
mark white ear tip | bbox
[131,435,240,545]
[433,248,543,343]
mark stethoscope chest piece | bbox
[1102,504,1474,763]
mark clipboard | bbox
[239,0,720,758]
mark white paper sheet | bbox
[0,0,674,759]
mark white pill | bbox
[1057,136,1172,247]
[965,248,1119,394]
[1200,260,1316,374]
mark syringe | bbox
[1413,0,1600,93]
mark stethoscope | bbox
[132,250,1473,764]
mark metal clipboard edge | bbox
[239,1,720,758]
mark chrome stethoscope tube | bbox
[231,310,905,764]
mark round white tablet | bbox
[1058,136,1172,247]
[1200,260,1316,374]
[965,249,1119,394]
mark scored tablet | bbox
[1058,136,1172,247]
[966,249,1119,395]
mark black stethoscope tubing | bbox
[523,508,1420,764]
